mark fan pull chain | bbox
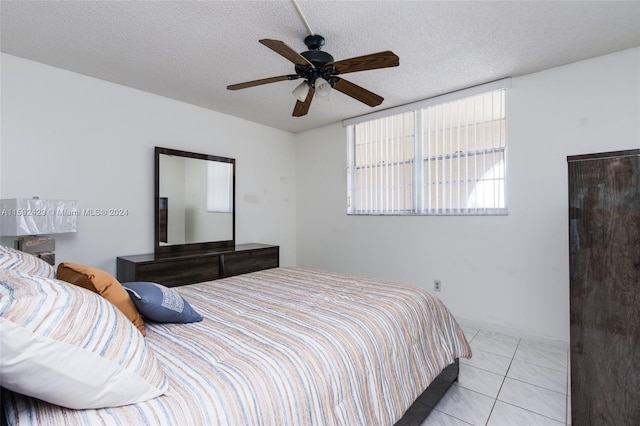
[291,0,314,35]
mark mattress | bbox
[2,267,471,426]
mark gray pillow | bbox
[123,282,203,323]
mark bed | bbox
[1,247,471,426]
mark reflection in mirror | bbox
[155,147,235,255]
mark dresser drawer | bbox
[117,244,278,287]
[220,247,279,278]
[136,256,220,287]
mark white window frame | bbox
[346,79,510,216]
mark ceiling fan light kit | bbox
[227,32,399,117]
[292,81,310,102]
[314,77,331,97]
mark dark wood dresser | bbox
[567,149,639,425]
[117,243,279,287]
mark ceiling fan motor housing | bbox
[296,49,336,88]
[300,50,334,68]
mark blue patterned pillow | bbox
[123,281,203,323]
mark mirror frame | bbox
[154,146,235,255]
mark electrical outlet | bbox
[434,280,441,292]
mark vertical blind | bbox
[347,88,507,215]
[349,111,415,214]
[206,161,234,212]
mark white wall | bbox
[296,47,640,343]
[0,54,297,273]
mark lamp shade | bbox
[315,77,332,97]
[292,81,310,102]
[0,199,78,236]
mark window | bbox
[206,161,233,213]
[347,84,507,215]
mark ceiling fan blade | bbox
[227,74,299,90]
[293,86,315,117]
[333,79,384,107]
[327,51,399,75]
[259,39,313,67]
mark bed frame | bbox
[394,359,459,425]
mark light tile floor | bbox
[422,326,571,426]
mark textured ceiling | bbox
[2,1,640,133]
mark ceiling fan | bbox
[227,34,400,117]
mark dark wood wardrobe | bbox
[567,149,639,425]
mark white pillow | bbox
[0,269,168,409]
[0,244,55,278]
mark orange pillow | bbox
[56,262,145,336]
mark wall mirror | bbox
[155,147,235,255]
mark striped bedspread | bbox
[3,267,471,426]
